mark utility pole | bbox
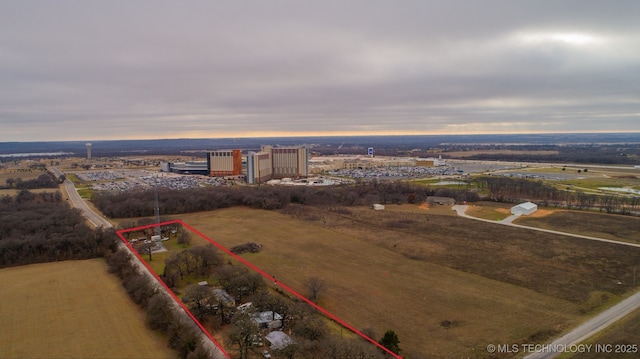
[154,177,160,236]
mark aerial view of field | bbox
[515,210,640,245]
[0,259,174,359]
[155,205,640,358]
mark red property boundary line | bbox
[116,219,403,359]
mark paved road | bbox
[524,290,640,359]
[453,204,640,358]
[51,167,112,228]
[50,167,228,359]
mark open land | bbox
[443,149,560,157]
[465,201,514,221]
[515,210,640,245]
[0,259,175,359]
[157,205,640,358]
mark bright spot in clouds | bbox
[517,32,605,46]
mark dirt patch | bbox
[526,208,557,218]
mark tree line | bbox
[0,191,118,268]
[2,171,60,189]
[106,249,211,359]
[451,144,640,165]
[473,176,640,214]
[93,181,480,218]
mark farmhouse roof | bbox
[212,289,235,304]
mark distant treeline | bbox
[93,182,481,218]
[443,144,640,164]
[0,191,118,268]
[314,144,640,165]
[1,171,59,189]
[474,176,640,214]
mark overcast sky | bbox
[1,1,639,141]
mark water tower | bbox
[86,143,92,160]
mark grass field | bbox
[0,259,175,359]
[0,187,61,196]
[169,207,584,358]
[515,210,640,245]
[465,201,513,221]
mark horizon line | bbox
[3,130,640,143]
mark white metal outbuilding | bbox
[511,202,538,215]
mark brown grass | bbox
[515,210,640,244]
[465,201,513,220]
[0,259,175,359]
[0,188,61,196]
[172,207,585,358]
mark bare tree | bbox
[182,284,215,321]
[306,276,325,304]
[138,240,155,261]
[228,311,259,359]
[177,230,192,248]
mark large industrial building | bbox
[161,145,309,184]
[246,150,272,184]
[208,149,242,177]
[246,145,309,184]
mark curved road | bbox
[452,204,640,358]
[50,167,228,359]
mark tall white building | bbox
[246,150,272,184]
[246,145,308,183]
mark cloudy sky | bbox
[1,1,639,141]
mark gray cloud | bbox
[1,0,639,141]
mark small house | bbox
[212,289,236,307]
[252,311,283,329]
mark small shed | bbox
[372,204,385,211]
[511,202,538,215]
[265,331,294,350]
[426,196,456,206]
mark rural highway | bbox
[523,290,640,358]
[453,204,640,358]
[51,167,112,228]
[50,167,228,359]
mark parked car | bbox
[261,350,271,358]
